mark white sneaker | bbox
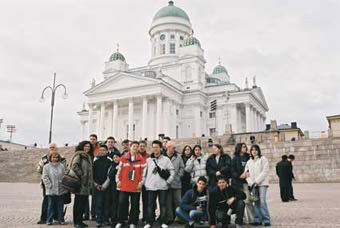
[130,224,136,228]
[144,224,151,228]
[115,223,122,228]
[161,224,168,228]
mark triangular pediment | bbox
[252,87,269,111]
[85,73,160,95]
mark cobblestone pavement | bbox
[0,183,340,228]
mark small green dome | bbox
[153,1,190,22]
[213,65,228,74]
[109,51,125,62]
[184,36,201,47]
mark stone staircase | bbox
[0,137,339,183]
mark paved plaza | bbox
[0,183,339,228]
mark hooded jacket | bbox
[144,153,175,191]
[185,153,208,185]
[179,185,208,212]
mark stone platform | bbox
[0,183,339,228]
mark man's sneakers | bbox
[37,220,46,224]
[143,224,151,228]
[161,224,168,228]
[115,223,122,228]
[235,224,243,228]
[96,223,103,227]
[264,223,271,226]
[130,224,136,228]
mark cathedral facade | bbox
[78,1,269,141]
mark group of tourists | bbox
[36,135,274,228]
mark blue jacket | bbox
[179,185,208,212]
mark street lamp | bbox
[40,73,68,143]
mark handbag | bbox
[153,160,170,180]
[61,154,82,193]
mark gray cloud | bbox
[0,0,339,145]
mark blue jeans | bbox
[175,207,204,223]
[47,195,64,223]
[254,186,271,224]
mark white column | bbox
[142,97,148,139]
[171,101,177,138]
[156,95,162,137]
[194,105,201,137]
[112,100,118,137]
[99,103,105,139]
[164,98,171,136]
[245,104,252,132]
[229,104,238,133]
[88,103,93,136]
[257,111,261,131]
[128,98,134,140]
[252,107,256,132]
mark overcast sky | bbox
[0,0,339,146]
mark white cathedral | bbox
[78,1,269,141]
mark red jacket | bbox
[139,151,150,159]
[116,152,146,192]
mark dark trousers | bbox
[288,180,295,200]
[142,186,148,221]
[117,191,141,225]
[73,194,88,225]
[216,200,245,226]
[280,184,290,202]
[111,189,120,224]
[95,188,111,223]
[47,195,64,223]
[146,190,167,225]
[84,190,96,219]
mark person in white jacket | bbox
[244,144,271,227]
[144,140,175,228]
[185,145,208,186]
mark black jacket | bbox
[179,185,208,212]
[108,161,119,190]
[107,147,121,159]
[208,185,246,225]
[181,154,192,188]
[206,153,232,186]
[276,160,293,187]
[231,153,250,190]
[93,155,112,186]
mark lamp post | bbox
[40,73,68,143]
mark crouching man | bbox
[176,176,208,228]
[208,176,246,228]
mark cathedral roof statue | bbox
[153,1,190,22]
[109,44,126,62]
[184,27,201,47]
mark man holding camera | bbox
[208,176,246,228]
[144,140,175,228]
[115,141,146,228]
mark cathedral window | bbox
[209,112,216,118]
[209,128,216,136]
[180,36,184,40]
[161,44,165,55]
[170,43,176,54]
[176,109,179,115]
[170,34,175,39]
[200,111,203,117]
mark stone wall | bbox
[0,137,339,183]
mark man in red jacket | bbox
[116,141,147,228]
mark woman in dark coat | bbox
[206,144,231,190]
[181,145,193,196]
[71,141,93,228]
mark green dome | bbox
[213,65,228,74]
[153,1,190,22]
[109,51,125,62]
[184,36,201,47]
